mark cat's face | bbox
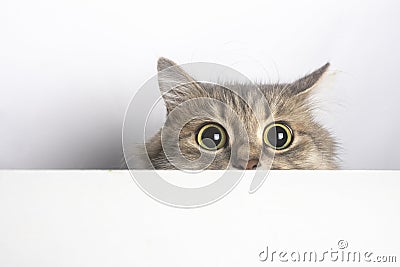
[145,58,338,170]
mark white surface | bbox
[0,170,399,266]
[1,0,400,169]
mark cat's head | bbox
[145,57,338,170]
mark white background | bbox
[1,0,400,169]
[0,170,399,266]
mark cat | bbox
[142,57,338,170]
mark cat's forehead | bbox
[188,82,273,138]
[199,82,282,118]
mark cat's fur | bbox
[144,57,338,170]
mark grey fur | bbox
[144,57,338,170]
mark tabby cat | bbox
[143,57,338,170]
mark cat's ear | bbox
[290,63,330,95]
[157,57,205,113]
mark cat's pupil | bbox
[201,126,222,148]
[267,126,288,148]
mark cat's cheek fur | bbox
[270,135,337,170]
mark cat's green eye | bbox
[263,122,293,150]
[197,123,227,150]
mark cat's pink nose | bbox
[245,159,259,170]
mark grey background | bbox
[1,0,399,169]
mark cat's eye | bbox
[197,123,227,150]
[263,122,293,150]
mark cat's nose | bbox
[233,159,259,170]
[245,159,259,170]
